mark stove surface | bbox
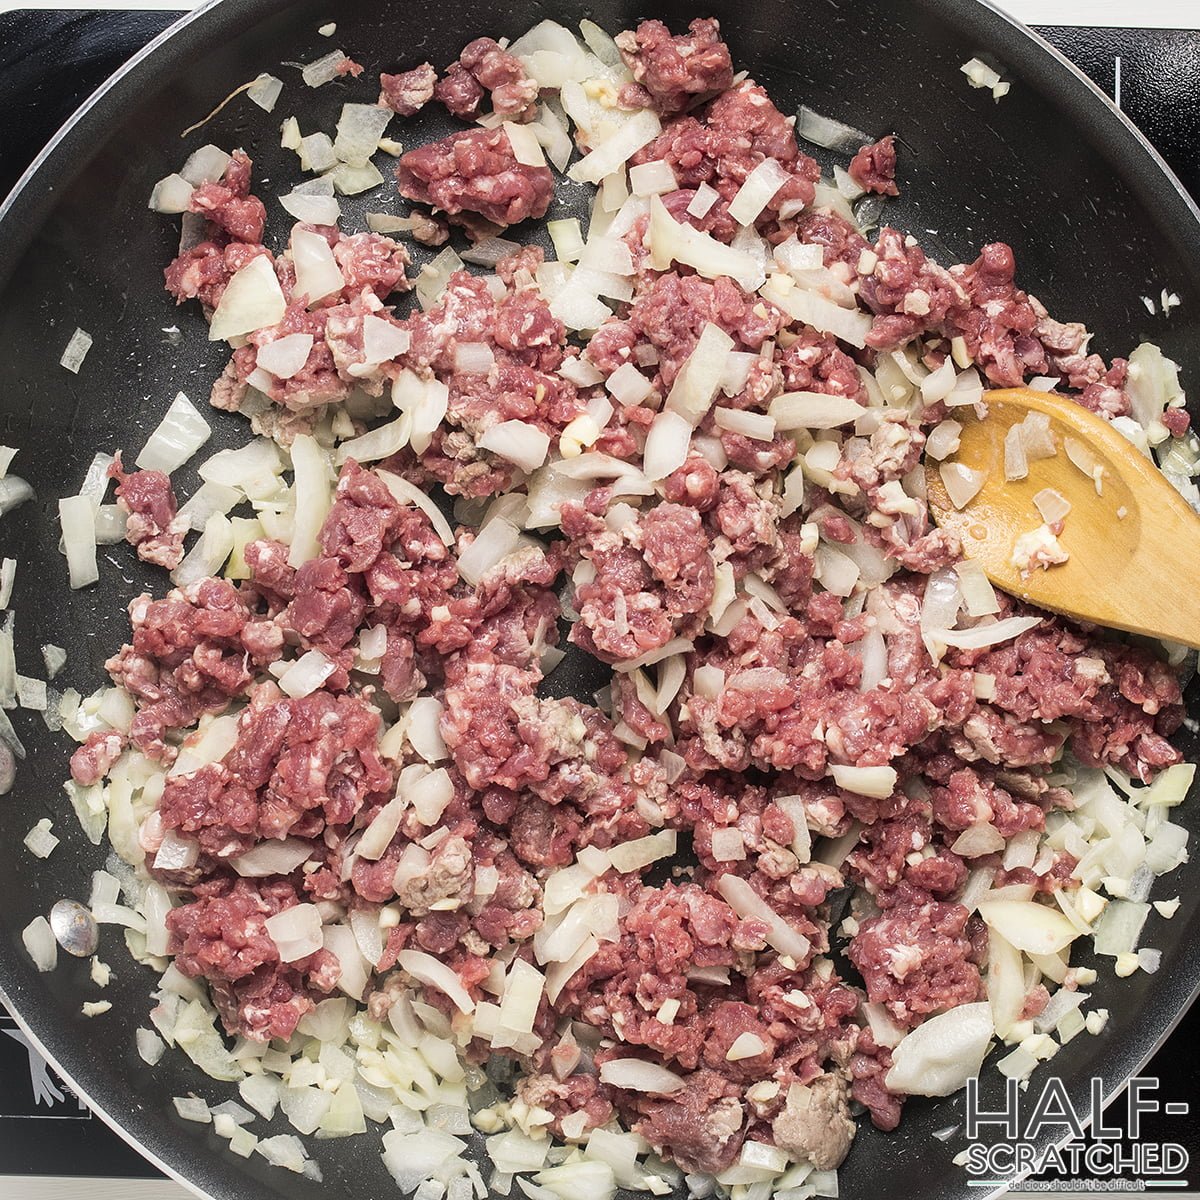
[0,6,1197,1193]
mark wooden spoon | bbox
[925,386,1200,648]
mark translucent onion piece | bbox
[796,105,870,152]
[209,255,287,342]
[136,391,211,474]
[727,158,790,226]
[939,461,986,509]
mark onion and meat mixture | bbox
[19,13,1197,1198]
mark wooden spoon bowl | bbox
[925,387,1200,648]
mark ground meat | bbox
[771,1072,857,1170]
[632,1069,745,1174]
[848,902,982,1026]
[164,241,273,312]
[109,451,186,570]
[379,62,437,115]
[436,38,538,121]
[848,135,899,196]
[397,127,555,228]
[69,730,126,786]
[615,18,734,115]
[187,149,266,243]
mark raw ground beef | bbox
[397,127,555,229]
[97,12,1195,1186]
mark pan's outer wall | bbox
[1,2,1198,1199]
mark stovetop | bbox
[0,6,1198,1192]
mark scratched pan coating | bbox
[0,1,1198,1197]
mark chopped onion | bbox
[630,160,677,197]
[568,110,662,184]
[397,949,474,1013]
[24,818,58,859]
[716,873,811,960]
[1033,487,1071,524]
[404,696,448,763]
[256,333,314,380]
[605,361,654,407]
[59,495,98,589]
[376,470,454,547]
[761,276,872,348]
[479,420,550,474]
[667,323,736,425]
[713,407,776,441]
[209,255,286,342]
[22,915,57,971]
[977,899,1078,955]
[642,410,693,481]
[276,649,337,698]
[830,763,897,799]
[358,315,410,366]
[920,356,957,404]
[1003,424,1028,481]
[796,105,870,153]
[302,48,351,87]
[687,182,720,219]
[247,72,283,112]
[934,615,1042,650]
[503,120,547,168]
[291,226,345,306]
[148,173,194,214]
[727,158,790,226]
[180,144,231,185]
[136,391,211,474]
[171,511,233,586]
[925,419,962,460]
[649,196,764,292]
[458,517,521,585]
[710,827,747,862]
[599,1059,685,1095]
[814,544,859,598]
[774,236,825,273]
[231,837,313,878]
[885,1002,994,1096]
[265,903,324,962]
[955,559,1000,617]
[530,102,573,172]
[939,462,986,509]
[333,102,392,167]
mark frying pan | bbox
[1,1,1198,1197]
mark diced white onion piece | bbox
[921,356,957,404]
[136,391,211,474]
[716,873,811,960]
[291,226,345,306]
[885,1002,994,1096]
[933,615,1042,651]
[504,120,547,168]
[774,236,825,273]
[710,827,747,862]
[925,419,962,460]
[148,173,194,214]
[209,255,286,342]
[322,923,368,1000]
[761,276,872,348]
[1004,424,1028,481]
[727,158,790,226]
[180,144,231,185]
[599,1059,685,1095]
[630,160,677,198]
[23,916,57,971]
[391,370,450,456]
[713,407,776,441]
[405,696,448,763]
[796,105,870,152]
[360,315,410,365]
[59,495,98,589]
[568,110,662,184]
[955,559,1001,617]
[530,102,573,172]
[302,48,351,87]
[397,949,474,1013]
[256,334,314,380]
[687,182,720,220]
[24,818,58,859]
[375,470,454,547]
[605,361,653,407]
[830,763,896,799]
[333,102,392,167]
[961,58,1002,90]
[939,462,986,509]
[265,903,324,962]
[410,767,454,826]
[276,650,337,698]
[153,829,200,872]
[171,511,233,587]
[479,420,550,474]
[1093,900,1151,957]
[1033,488,1071,524]
[945,368,984,408]
[0,475,33,518]
[449,342,494,377]
[606,830,677,873]
[814,544,859,598]
[977,899,1078,955]
[286,433,332,567]
[642,410,693,481]
[458,517,521,586]
[334,416,412,466]
[649,196,764,293]
[460,236,521,267]
[231,837,313,877]
[667,323,736,425]
[247,72,283,112]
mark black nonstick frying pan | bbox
[1,1,1198,1197]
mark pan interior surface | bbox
[0,2,1198,1198]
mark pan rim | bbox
[0,2,1198,1198]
